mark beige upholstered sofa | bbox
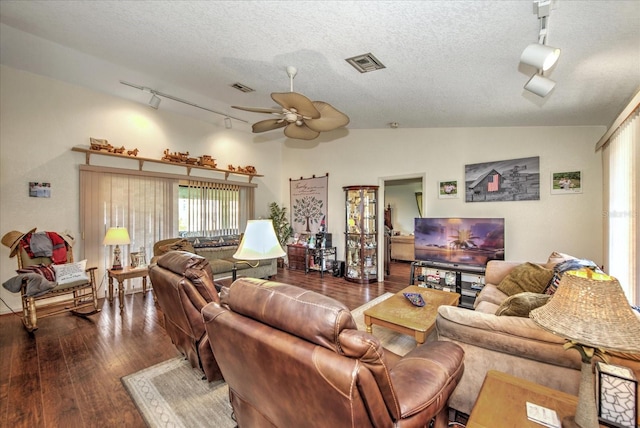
[436,260,640,415]
[390,235,414,261]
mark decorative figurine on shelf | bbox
[113,146,125,154]
[90,138,114,152]
[162,149,190,163]
[126,148,139,157]
[228,165,236,171]
[198,155,217,168]
[245,165,257,174]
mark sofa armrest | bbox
[390,341,464,419]
[436,305,580,369]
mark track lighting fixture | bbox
[148,93,161,109]
[224,117,232,129]
[120,80,248,124]
[520,43,560,71]
[524,74,556,97]
[520,0,560,97]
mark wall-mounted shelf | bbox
[71,146,263,182]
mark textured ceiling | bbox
[1,1,639,134]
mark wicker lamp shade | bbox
[530,270,640,353]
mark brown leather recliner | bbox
[148,251,223,381]
[202,278,465,428]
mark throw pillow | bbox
[52,260,89,284]
[545,251,577,268]
[497,262,554,296]
[543,258,603,295]
[17,263,56,282]
[159,239,195,254]
[495,292,552,317]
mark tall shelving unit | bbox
[343,185,379,283]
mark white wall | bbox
[0,64,607,314]
[281,127,605,267]
[0,65,283,313]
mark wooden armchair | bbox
[3,229,100,332]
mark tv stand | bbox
[409,260,486,309]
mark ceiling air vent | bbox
[231,82,255,93]
[345,53,386,73]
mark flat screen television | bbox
[414,217,505,267]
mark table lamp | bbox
[103,227,130,270]
[232,220,285,281]
[530,270,640,428]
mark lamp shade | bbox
[103,227,131,246]
[530,270,640,353]
[520,43,560,71]
[233,220,285,260]
[524,74,556,97]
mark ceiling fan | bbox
[232,66,349,140]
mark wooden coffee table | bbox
[364,285,460,344]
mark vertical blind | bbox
[602,107,638,305]
[79,166,255,294]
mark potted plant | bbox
[268,202,293,267]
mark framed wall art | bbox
[438,180,458,199]
[465,156,540,202]
[551,170,582,194]
[29,182,51,198]
[290,174,328,234]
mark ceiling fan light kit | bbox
[231,66,350,140]
[520,0,560,97]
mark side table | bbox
[467,370,606,428]
[107,266,150,311]
[305,246,337,277]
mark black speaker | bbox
[333,260,345,277]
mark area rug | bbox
[122,293,415,427]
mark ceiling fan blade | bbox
[271,92,320,119]
[284,123,320,140]
[304,101,350,132]
[252,119,286,133]
[232,105,283,114]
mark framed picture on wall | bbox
[551,170,582,194]
[438,180,458,199]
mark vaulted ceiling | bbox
[1,1,638,134]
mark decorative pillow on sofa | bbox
[497,262,554,296]
[17,263,56,282]
[495,292,552,317]
[52,260,89,284]
[159,239,195,255]
[543,258,603,295]
[545,251,577,268]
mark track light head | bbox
[149,94,161,109]
[224,117,232,129]
[524,74,556,97]
[520,43,560,71]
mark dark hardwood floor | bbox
[0,261,413,427]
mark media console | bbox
[409,260,486,309]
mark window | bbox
[178,180,241,237]
[80,165,255,284]
[601,105,638,305]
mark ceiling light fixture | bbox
[520,0,560,97]
[224,117,232,129]
[524,74,556,97]
[120,80,248,123]
[148,93,161,109]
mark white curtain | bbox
[602,107,639,305]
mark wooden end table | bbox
[107,266,150,311]
[467,370,606,428]
[364,285,459,344]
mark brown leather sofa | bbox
[202,277,465,428]
[148,251,223,381]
